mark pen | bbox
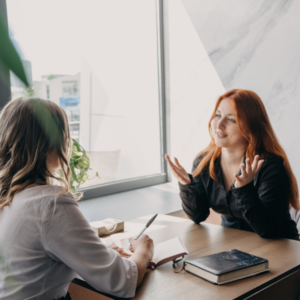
[127,213,158,250]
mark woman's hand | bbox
[107,244,132,258]
[164,154,191,185]
[128,234,154,287]
[234,155,264,188]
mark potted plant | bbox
[69,139,99,192]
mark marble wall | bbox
[165,0,300,187]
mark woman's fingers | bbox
[165,156,183,178]
[165,154,181,173]
[234,156,264,189]
[164,154,172,164]
[174,157,181,168]
[165,154,191,185]
[256,159,264,173]
[240,163,247,178]
[234,173,242,182]
[165,154,177,169]
[119,250,132,258]
[251,155,264,174]
[245,158,251,173]
[251,155,259,171]
[108,245,132,258]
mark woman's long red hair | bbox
[192,89,299,210]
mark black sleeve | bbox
[231,156,291,238]
[178,157,210,224]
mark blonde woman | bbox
[0,98,153,300]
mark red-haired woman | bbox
[165,89,299,239]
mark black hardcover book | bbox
[184,249,269,285]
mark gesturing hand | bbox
[234,155,264,189]
[164,154,191,185]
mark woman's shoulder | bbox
[260,153,284,167]
[23,185,77,210]
[31,186,79,223]
[25,184,72,198]
[257,153,286,178]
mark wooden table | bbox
[70,215,300,300]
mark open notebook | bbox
[102,236,188,269]
[148,237,188,269]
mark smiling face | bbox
[210,98,248,150]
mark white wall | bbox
[165,0,300,186]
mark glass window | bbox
[7,0,162,190]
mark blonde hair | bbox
[0,97,81,209]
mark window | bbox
[62,82,78,97]
[6,0,167,199]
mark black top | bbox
[179,154,298,239]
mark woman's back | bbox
[0,97,153,299]
[0,185,138,300]
[0,185,76,299]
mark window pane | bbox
[7,0,162,188]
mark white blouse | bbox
[0,185,137,300]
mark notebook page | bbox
[152,237,186,265]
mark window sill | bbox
[78,182,182,222]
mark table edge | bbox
[234,265,300,300]
[71,278,131,300]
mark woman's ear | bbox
[47,150,60,172]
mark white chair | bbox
[79,150,121,188]
[289,204,300,237]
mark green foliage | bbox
[23,86,34,97]
[31,99,63,148]
[0,11,29,86]
[47,74,62,80]
[68,139,100,193]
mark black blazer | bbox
[179,154,298,239]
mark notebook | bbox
[103,236,188,269]
[184,249,269,285]
[148,237,188,269]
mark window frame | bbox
[2,0,168,200]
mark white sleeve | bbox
[41,193,138,298]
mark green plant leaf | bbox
[75,153,90,170]
[58,139,100,191]
[0,12,29,86]
[30,99,63,148]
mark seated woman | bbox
[165,89,299,239]
[0,98,154,300]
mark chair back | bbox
[290,205,300,235]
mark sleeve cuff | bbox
[178,174,195,190]
[231,181,257,209]
[122,258,138,298]
[129,259,138,296]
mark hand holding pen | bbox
[128,214,158,251]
